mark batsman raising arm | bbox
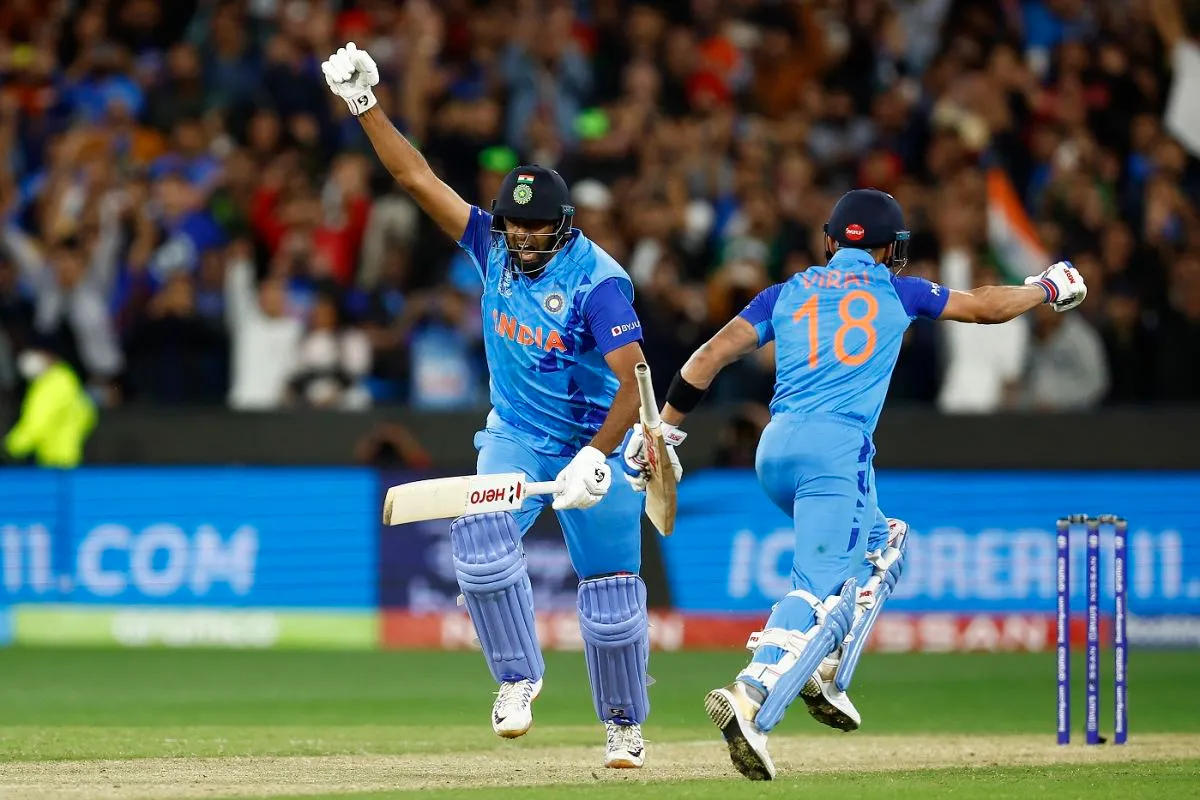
[623,188,1087,780]
[322,43,653,768]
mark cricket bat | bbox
[383,473,562,525]
[634,362,678,536]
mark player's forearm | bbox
[358,108,436,193]
[659,340,734,427]
[358,108,470,241]
[588,379,641,455]
[968,284,1045,324]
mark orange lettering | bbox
[827,270,842,289]
[803,272,819,289]
[517,324,536,346]
[545,330,567,352]
[535,326,543,348]
[792,295,820,369]
[833,290,879,366]
[498,313,517,340]
[844,271,863,288]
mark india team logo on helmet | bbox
[544,292,565,313]
[513,184,533,204]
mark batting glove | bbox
[620,422,685,493]
[321,42,380,116]
[552,446,612,511]
[1025,260,1087,312]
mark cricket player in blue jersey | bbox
[623,188,1087,779]
[323,43,659,768]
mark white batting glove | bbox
[552,446,612,511]
[321,42,380,116]
[620,422,685,492]
[1025,260,1087,312]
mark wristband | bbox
[1035,277,1058,304]
[665,370,707,413]
[346,89,378,116]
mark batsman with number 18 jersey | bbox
[321,43,658,769]
[622,188,1088,780]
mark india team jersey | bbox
[739,248,949,433]
[458,207,643,456]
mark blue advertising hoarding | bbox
[662,469,1200,617]
[1,468,378,609]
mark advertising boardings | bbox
[0,468,379,649]
[656,469,1200,651]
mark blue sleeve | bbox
[737,283,784,346]
[457,206,493,280]
[584,278,643,355]
[891,275,950,319]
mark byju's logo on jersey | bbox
[610,321,641,338]
[544,292,566,314]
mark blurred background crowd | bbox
[2,0,1200,436]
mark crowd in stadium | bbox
[1,0,1199,416]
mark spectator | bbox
[290,291,372,409]
[1012,303,1110,412]
[224,244,303,410]
[123,271,227,404]
[398,284,482,410]
[0,0,1194,416]
[1154,250,1200,402]
[1,192,125,403]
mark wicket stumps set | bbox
[1056,514,1128,746]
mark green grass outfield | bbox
[0,649,1197,799]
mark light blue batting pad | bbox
[577,574,650,724]
[451,512,545,683]
[836,520,909,692]
[753,579,857,732]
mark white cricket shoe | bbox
[491,678,542,738]
[705,682,776,781]
[800,654,862,731]
[604,721,645,768]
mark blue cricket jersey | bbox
[739,248,948,433]
[458,207,643,456]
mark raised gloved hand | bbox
[320,42,380,116]
[1025,260,1087,312]
[620,422,686,492]
[552,446,612,511]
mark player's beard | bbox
[506,232,560,276]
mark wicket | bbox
[1055,514,1128,746]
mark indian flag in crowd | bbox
[986,167,1048,282]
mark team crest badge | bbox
[513,184,533,204]
[544,292,565,314]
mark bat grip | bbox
[528,480,564,496]
[634,362,661,430]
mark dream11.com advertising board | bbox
[656,470,1200,652]
[0,468,379,649]
[376,467,1200,654]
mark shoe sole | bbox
[704,689,773,781]
[605,757,644,769]
[800,679,859,732]
[495,725,531,739]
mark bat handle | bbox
[527,480,564,496]
[634,362,661,430]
